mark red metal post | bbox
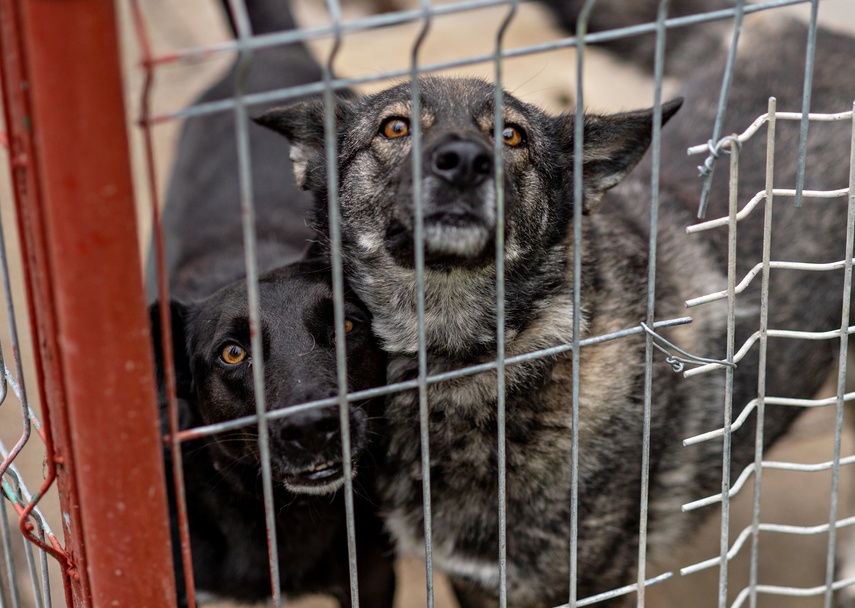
[0,1,177,606]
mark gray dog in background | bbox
[256,6,855,608]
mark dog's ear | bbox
[560,97,682,214]
[254,94,355,191]
[149,299,194,401]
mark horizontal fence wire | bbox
[682,515,855,577]
[172,317,694,441]
[685,391,855,447]
[142,0,813,71]
[144,0,815,125]
[730,577,855,608]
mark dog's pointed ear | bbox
[254,94,355,191]
[561,97,683,214]
[149,299,194,400]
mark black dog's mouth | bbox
[280,459,354,495]
[304,461,343,481]
[282,461,344,494]
[267,404,371,495]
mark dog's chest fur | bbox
[379,318,647,604]
[373,204,728,605]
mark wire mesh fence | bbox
[2,0,855,607]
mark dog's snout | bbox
[278,408,340,453]
[431,139,492,188]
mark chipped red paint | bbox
[0,1,177,606]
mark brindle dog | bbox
[256,10,855,608]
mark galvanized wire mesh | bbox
[2,0,855,607]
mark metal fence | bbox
[2,0,855,607]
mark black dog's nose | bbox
[278,407,340,453]
[431,138,493,188]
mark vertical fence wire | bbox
[35,527,49,608]
[408,3,436,606]
[13,481,42,608]
[317,1,364,605]
[636,1,671,605]
[718,141,741,608]
[127,2,198,605]
[0,166,48,608]
[0,12,31,490]
[227,1,282,604]
[823,102,855,608]
[793,0,819,209]
[491,2,518,606]
[747,96,776,608]
[1,468,53,608]
[0,167,36,510]
[697,0,745,218]
[1,484,22,608]
[570,2,599,605]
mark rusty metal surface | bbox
[0,0,176,605]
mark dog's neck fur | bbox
[345,235,577,363]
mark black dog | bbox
[148,0,394,605]
[152,261,393,606]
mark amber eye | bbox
[380,117,410,139]
[502,125,525,148]
[220,344,247,365]
[344,319,354,333]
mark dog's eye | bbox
[380,117,410,139]
[502,125,526,148]
[220,344,247,365]
[344,319,354,333]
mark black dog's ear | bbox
[149,299,194,400]
[254,93,355,191]
[560,97,683,214]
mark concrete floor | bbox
[2,0,855,606]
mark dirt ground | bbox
[2,0,855,607]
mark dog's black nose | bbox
[278,407,340,453]
[431,138,493,187]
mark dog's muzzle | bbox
[270,405,363,495]
[386,133,498,267]
[423,135,496,262]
